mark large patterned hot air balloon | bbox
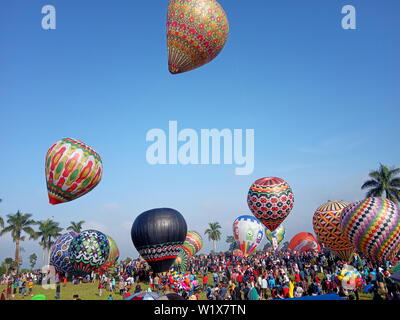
[247,177,294,232]
[313,200,355,262]
[341,197,400,262]
[68,230,110,275]
[182,231,203,257]
[233,215,264,257]
[265,225,286,250]
[167,0,229,74]
[45,138,103,205]
[288,232,321,253]
[131,208,187,274]
[49,231,78,274]
[98,235,120,272]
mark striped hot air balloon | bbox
[182,231,203,257]
[341,198,400,262]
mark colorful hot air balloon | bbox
[265,225,286,250]
[313,200,355,262]
[98,235,120,272]
[173,249,188,273]
[288,232,321,253]
[247,177,294,232]
[68,230,110,275]
[45,138,103,205]
[182,231,203,257]
[232,249,243,257]
[131,208,187,274]
[233,215,264,257]
[341,197,400,262]
[167,0,229,74]
[49,231,78,274]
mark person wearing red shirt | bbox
[237,274,243,283]
[295,273,301,284]
[202,275,208,291]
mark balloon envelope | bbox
[98,235,120,272]
[313,200,355,262]
[289,232,321,253]
[131,208,187,273]
[68,230,110,275]
[233,215,264,257]
[265,225,286,250]
[50,231,79,274]
[247,177,294,232]
[173,249,188,273]
[182,231,203,257]
[341,197,400,262]
[45,138,103,205]
[167,0,229,74]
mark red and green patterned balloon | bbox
[182,231,203,257]
[167,0,229,74]
[247,177,295,232]
[45,138,103,205]
[69,230,110,275]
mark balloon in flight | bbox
[45,138,103,205]
[247,177,294,232]
[167,0,229,74]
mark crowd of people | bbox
[1,249,399,300]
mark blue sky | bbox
[0,0,399,267]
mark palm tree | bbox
[36,219,63,266]
[204,222,222,253]
[0,211,37,272]
[361,164,400,203]
[0,198,3,228]
[226,235,238,251]
[67,220,85,233]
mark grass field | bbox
[0,279,373,301]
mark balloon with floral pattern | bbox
[45,138,103,205]
[167,0,229,74]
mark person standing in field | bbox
[98,281,103,297]
[202,274,208,291]
[154,274,160,292]
[28,278,34,296]
[119,278,125,296]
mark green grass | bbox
[1,272,374,300]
